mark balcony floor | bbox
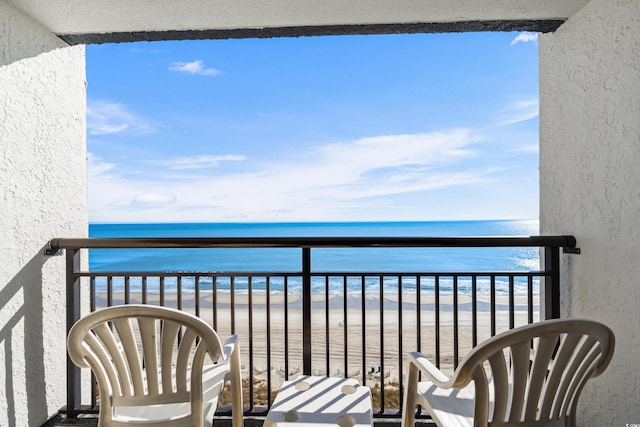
[42,413,433,427]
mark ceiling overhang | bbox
[8,0,591,45]
[58,21,569,45]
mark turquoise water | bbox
[89,220,540,295]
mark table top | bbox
[264,376,373,427]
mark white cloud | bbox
[87,100,155,135]
[87,152,115,177]
[132,193,177,206]
[201,131,477,206]
[318,131,474,170]
[511,32,538,46]
[152,155,246,170]
[514,144,539,154]
[169,60,222,76]
[494,99,539,127]
[87,130,524,223]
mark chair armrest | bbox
[407,351,452,387]
[408,350,479,391]
[403,351,460,427]
[220,334,239,361]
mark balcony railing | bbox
[48,235,577,421]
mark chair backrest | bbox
[67,304,227,426]
[455,319,614,427]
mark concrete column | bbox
[539,0,640,424]
[1,2,87,425]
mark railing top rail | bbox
[73,270,548,277]
[48,235,576,250]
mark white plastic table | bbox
[264,376,373,427]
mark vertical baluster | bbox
[302,248,312,376]
[325,275,330,376]
[453,275,459,369]
[490,276,496,336]
[159,276,165,307]
[248,276,254,410]
[343,275,348,379]
[90,276,96,313]
[412,276,423,420]
[379,275,385,413]
[397,275,404,416]
[527,275,534,324]
[212,275,218,332]
[509,275,515,329]
[416,275,422,353]
[230,276,236,334]
[284,276,289,380]
[66,249,81,418]
[90,276,97,409]
[107,275,113,307]
[177,275,182,311]
[141,276,147,305]
[124,276,130,305]
[361,275,366,386]
[543,246,561,320]
[435,275,440,368]
[472,275,478,348]
[195,275,200,318]
[266,276,272,406]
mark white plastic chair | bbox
[67,304,243,427]
[402,318,615,427]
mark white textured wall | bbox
[539,0,640,424]
[0,2,87,425]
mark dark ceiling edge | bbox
[58,19,565,45]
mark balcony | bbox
[44,234,575,426]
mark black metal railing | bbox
[47,235,576,420]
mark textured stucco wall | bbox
[539,0,640,424]
[0,2,87,425]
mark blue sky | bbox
[86,31,539,223]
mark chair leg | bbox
[230,345,244,427]
[402,363,419,427]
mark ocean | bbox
[89,220,540,296]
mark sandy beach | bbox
[94,290,539,393]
